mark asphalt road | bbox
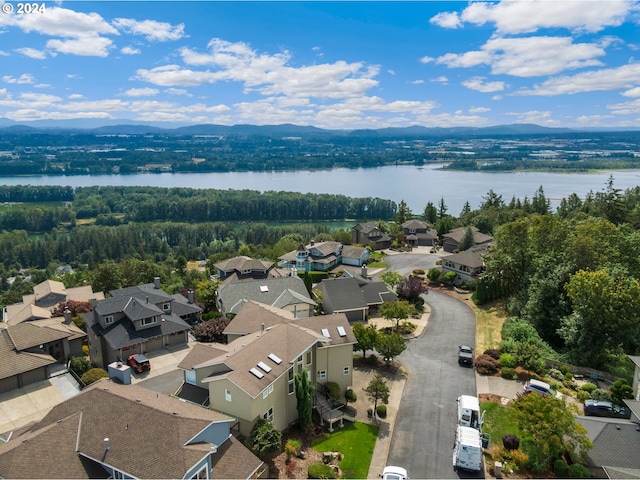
[385,289,482,479]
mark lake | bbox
[2,164,639,214]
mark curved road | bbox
[381,253,481,479]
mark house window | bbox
[112,469,125,479]
[192,465,208,479]
[163,303,170,311]
[288,380,295,395]
[306,351,312,365]
[263,407,274,422]
[288,368,295,395]
[225,389,232,402]
[141,317,157,326]
[318,370,327,380]
[343,366,350,375]
[262,384,274,399]
[104,315,114,325]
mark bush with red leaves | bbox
[474,354,500,375]
[483,348,502,360]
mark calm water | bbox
[2,164,639,214]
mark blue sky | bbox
[1,0,639,129]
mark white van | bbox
[457,395,482,430]
[523,379,562,399]
[453,425,483,472]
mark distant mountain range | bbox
[0,117,636,136]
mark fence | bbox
[544,359,617,385]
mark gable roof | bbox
[0,379,261,479]
[214,256,273,273]
[352,222,379,233]
[341,245,368,259]
[0,328,56,381]
[442,250,485,269]
[319,277,368,312]
[576,417,640,470]
[4,322,71,350]
[361,282,399,305]
[442,226,493,245]
[33,279,66,300]
[402,219,431,230]
[217,276,313,315]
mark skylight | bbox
[337,326,347,337]
[249,367,264,379]
[268,353,282,364]
[257,361,272,373]
[321,328,330,337]
[260,285,269,292]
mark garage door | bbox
[21,367,48,387]
[0,376,19,394]
[168,331,187,347]
[144,336,164,353]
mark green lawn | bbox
[480,401,522,448]
[312,422,379,479]
[367,261,388,268]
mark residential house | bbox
[441,226,493,253]
[0,311,86,394]
[3,279,105,326]
[351,222,393,250]
[401,219,437,247]
[278,241,343,273]
[84,278,200,369]
[317,275,396,321]
[341,269,398,311]
[214,256,274,282]
[441,250,485,285]
[341,245,370,267]
[216,276,315,317]
[177,304,355,436]
[0,379,265,479]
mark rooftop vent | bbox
[268,353,283,364]
[250,367,264,379]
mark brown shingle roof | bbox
[214,256,273,273]
[5,322,70,350]
[0,328,56,381]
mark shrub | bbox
[285,460,297,476]
[80,368,108,385]
[427,268,441,282]
[245,418,282,456]
[376,404,387,418]
[324,382,341,402]
[559,364,570,376]
[366,353,378,366]
[548,368,564,381]
[69,356,92,377]
[502,434,520,451]
[308,463,337,479]
[474,354,500,375]
[590,388,612,402]
[345,388,357,403]
[576,390,591,402]
[412,269,425,276]
[501,367,517,380]
[499,353,516,368]
[554,459,569,477]
[82,345,89,356]
[510,449,529,471]
[484,349,502,360]
[285,439,300,462]
[441,271,457,285]
[563,378,578,391]
[580,382,597,393]
[568,463,590,478]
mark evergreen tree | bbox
[294,369,314,431]
[459,226,475,251]
[423,201,437,224]
[396,200,412,225]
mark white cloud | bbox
[431,76,448,84]
[387,69,396,75]
[47,36,113,57]
[121,46,141,55]
[3,74,35,84]
[165,88,192,96]
[429,11,462,29]
[14,6,118,37]
[459,0,631,34]
[137,39,380,100]
[112,18,185,42]
[68,93,84,99]
[410,80,424,85]
[15,47,47,59]
[607,98,640,115]
[622,86,640,97]
[437,36,605,77]
[4,109,114,121]
[514,62,640,95]
[121,87,159,97]
[462,77,505,92]
[469,106,490,113]
[0,89,10,100]
[575,114,614,125]
[0,51,9,57]
[419,56,434,64]
[505,110,559,125]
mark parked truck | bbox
[457,395,482,430]
[452,425,483,472]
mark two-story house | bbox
[177,303,355,436]
[442,226,493,253]
[84,279,201,369]
[402,219,437,247]
[214,256,275,282]
[0,379,265,479]
[351,222,393,250]
[441,250,485,285]
[278,241,370,273]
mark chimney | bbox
[361,264,368,279]
[63,308,72,325]
[103,438,110,452]
[90,298,97,308]
[310,240,315,246]
[146,296,149,304]
[261,322,265,334]
[188,289,194,304]
[153,277,161,289]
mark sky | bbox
[1,0,639,129]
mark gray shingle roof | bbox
[361,282,398,305]
[442,250,485,269]
[577,417,640,469]
[217,276,313,314]
[319,277,368,312]
[0,379,262,479]
[214,256,273,273]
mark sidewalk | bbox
[356,309,430,479]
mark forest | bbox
[2,178,640,378]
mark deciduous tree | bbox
[376,332,406,366]
[363,373,390,416]
[352,322,379,358]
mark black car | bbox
[458,345,474,367]
[583,399,631,419]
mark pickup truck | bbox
[458,345,474,367]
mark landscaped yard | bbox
[312,422,379,479]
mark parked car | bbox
[379,466,409,480]
[127,353,151,373]
[523,379,562,399]
[584,399,631,419]
[458,345,474,367]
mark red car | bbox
[127,354,151,373]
